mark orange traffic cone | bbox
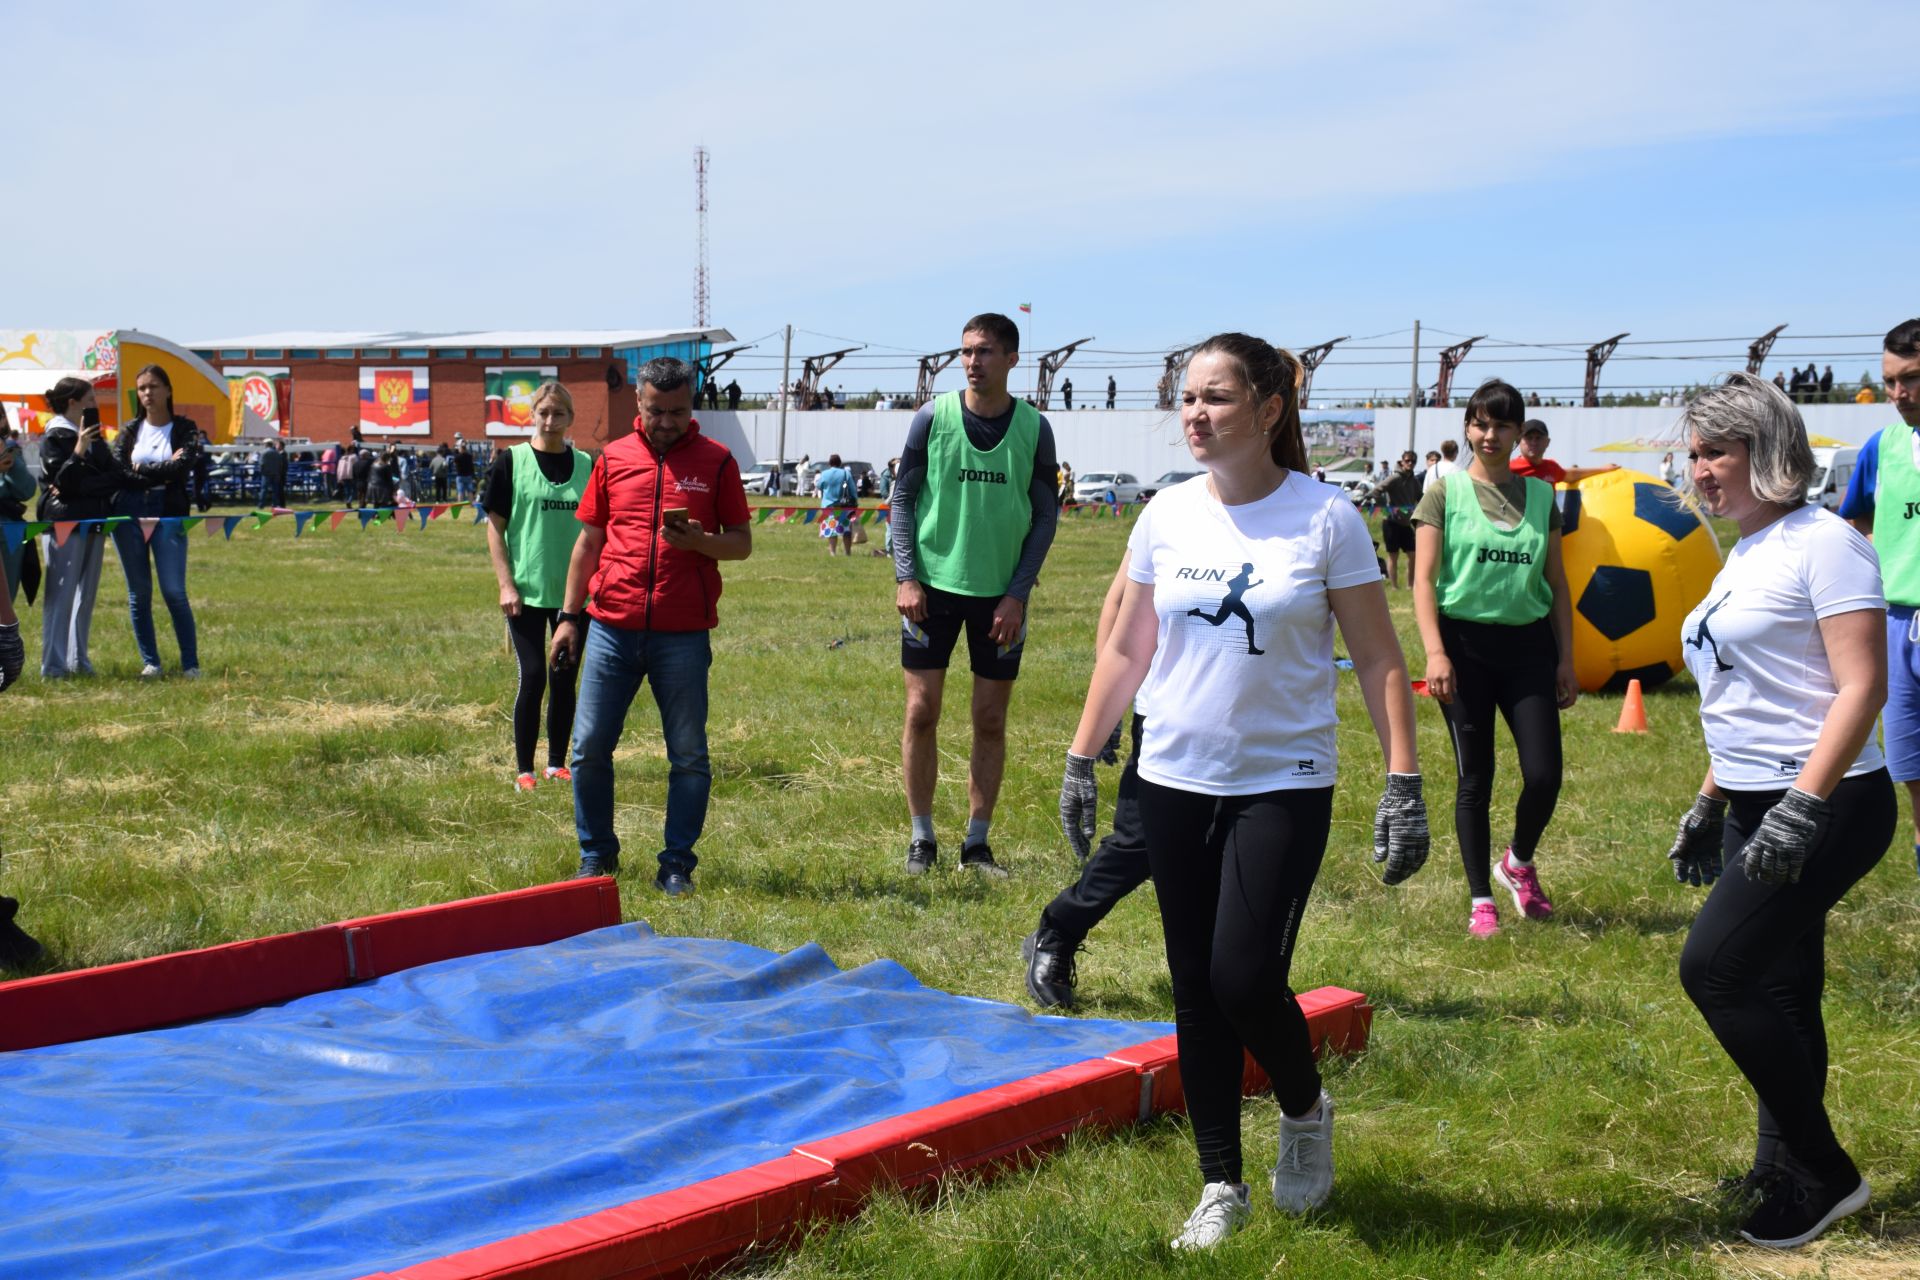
[1614,678,1649,734]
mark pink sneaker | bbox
[543,765,573,782]
[514,772,537,793]
[1493,849,1554,920]
[1468,902,1500,937]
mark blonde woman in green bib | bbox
[1412,379,1579,937]
[484,381,594,792]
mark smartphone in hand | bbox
[663,506,690,530]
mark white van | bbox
[1808,446,1858,512]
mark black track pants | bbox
[1436,614,1562,896]
[1679,769,1893,1184]
[1139,777,1331,1186]
[505,606,579,774]
[1042,713,1150,945]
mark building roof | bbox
[187,327,736,351]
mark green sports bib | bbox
[913,392,1038,596]
[1873,425,1920,607]
[507,445,590,609]
[1438,470,1554,625]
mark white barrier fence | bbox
[697,403,1899,479]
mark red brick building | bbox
[189,328,732,450]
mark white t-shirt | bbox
[132,420,173,467]
[1422,457,1458,492]
[1126,471,1382,795]
[1681,504,1885,788]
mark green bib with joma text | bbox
[1438,469,1554,625]
[1872,425,1920,607]
[913,392,1038,596]
[507,444,591,609]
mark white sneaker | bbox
[139,663,162,679]
[1170,1181,1249,1250]
[1271,1091,1335,1213]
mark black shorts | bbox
[1382,519,1415,554]
[901,584,1026,680]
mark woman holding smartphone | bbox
[110,364,201,678]
[37,377,121,679]
[1059,332,1427,1249]
[485,381,593,791]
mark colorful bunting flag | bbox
[330,511,347,532]
[294,512,314,538]
[51,521,77,548]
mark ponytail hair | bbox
[1188,332,1308,472]
[44,376,93,415]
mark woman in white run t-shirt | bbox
[1669,372,1891,1251]
[1058,333,1429,1251]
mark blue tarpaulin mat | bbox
[0,922,1170,1280]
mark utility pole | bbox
[1406,320,1421,457]
[693,147,710,329]
[776,324,791,474]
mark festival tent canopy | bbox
[0,328,269,442]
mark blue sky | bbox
[7,1,1916,402]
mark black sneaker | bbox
[960,842,1010,878]
[1738,1169,1870,1249]
[1714,1165,1774,1206]
[572,853,619,880]
[1021,928,1079,1008]
[905,839,938,876]
[654,869,695,897]
[0,897,43,970]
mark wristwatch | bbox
[556,611,584,626]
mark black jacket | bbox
[111,415,201,518]
[38,419,126,522]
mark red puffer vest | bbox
[583,422,746,632]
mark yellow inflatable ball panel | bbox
[1558,467,1722,694]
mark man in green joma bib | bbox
[890,312,1061,877]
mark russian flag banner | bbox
[359,366,431,435]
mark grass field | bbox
[9,500,1920,1279]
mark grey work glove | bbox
[1668,792,1726,888]
[1372,772,1430,885]
[0,622,21,693]
[1097,718,1124,766]
[1060,752,1099,860]
[1741,787,1830,886]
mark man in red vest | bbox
[551,358,753,896]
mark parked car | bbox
[741,461,799,495]
[1139,469,1201,501]
[1072,471,1144,504]
[1807,445,1858,512]
[1317,458,1377,494]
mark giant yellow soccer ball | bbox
[1559,466,1722,694]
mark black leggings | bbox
[1139,777,1331,1186]
[1679,769,1893,1185]
[1437,614,1562,896]
[505,606,579,774]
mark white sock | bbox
[965,817,990,849]
[910,814,935,843]
[1471,896,1496,908]
[1506,846,1533,866]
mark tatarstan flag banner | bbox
[359,366,431,436]
[484,366,558,437]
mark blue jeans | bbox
[571,621,712,874]
[110,491,199,672]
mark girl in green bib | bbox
[484,381,593,792]
[1412,379,1579,937]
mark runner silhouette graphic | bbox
[1187,562,1264,654]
